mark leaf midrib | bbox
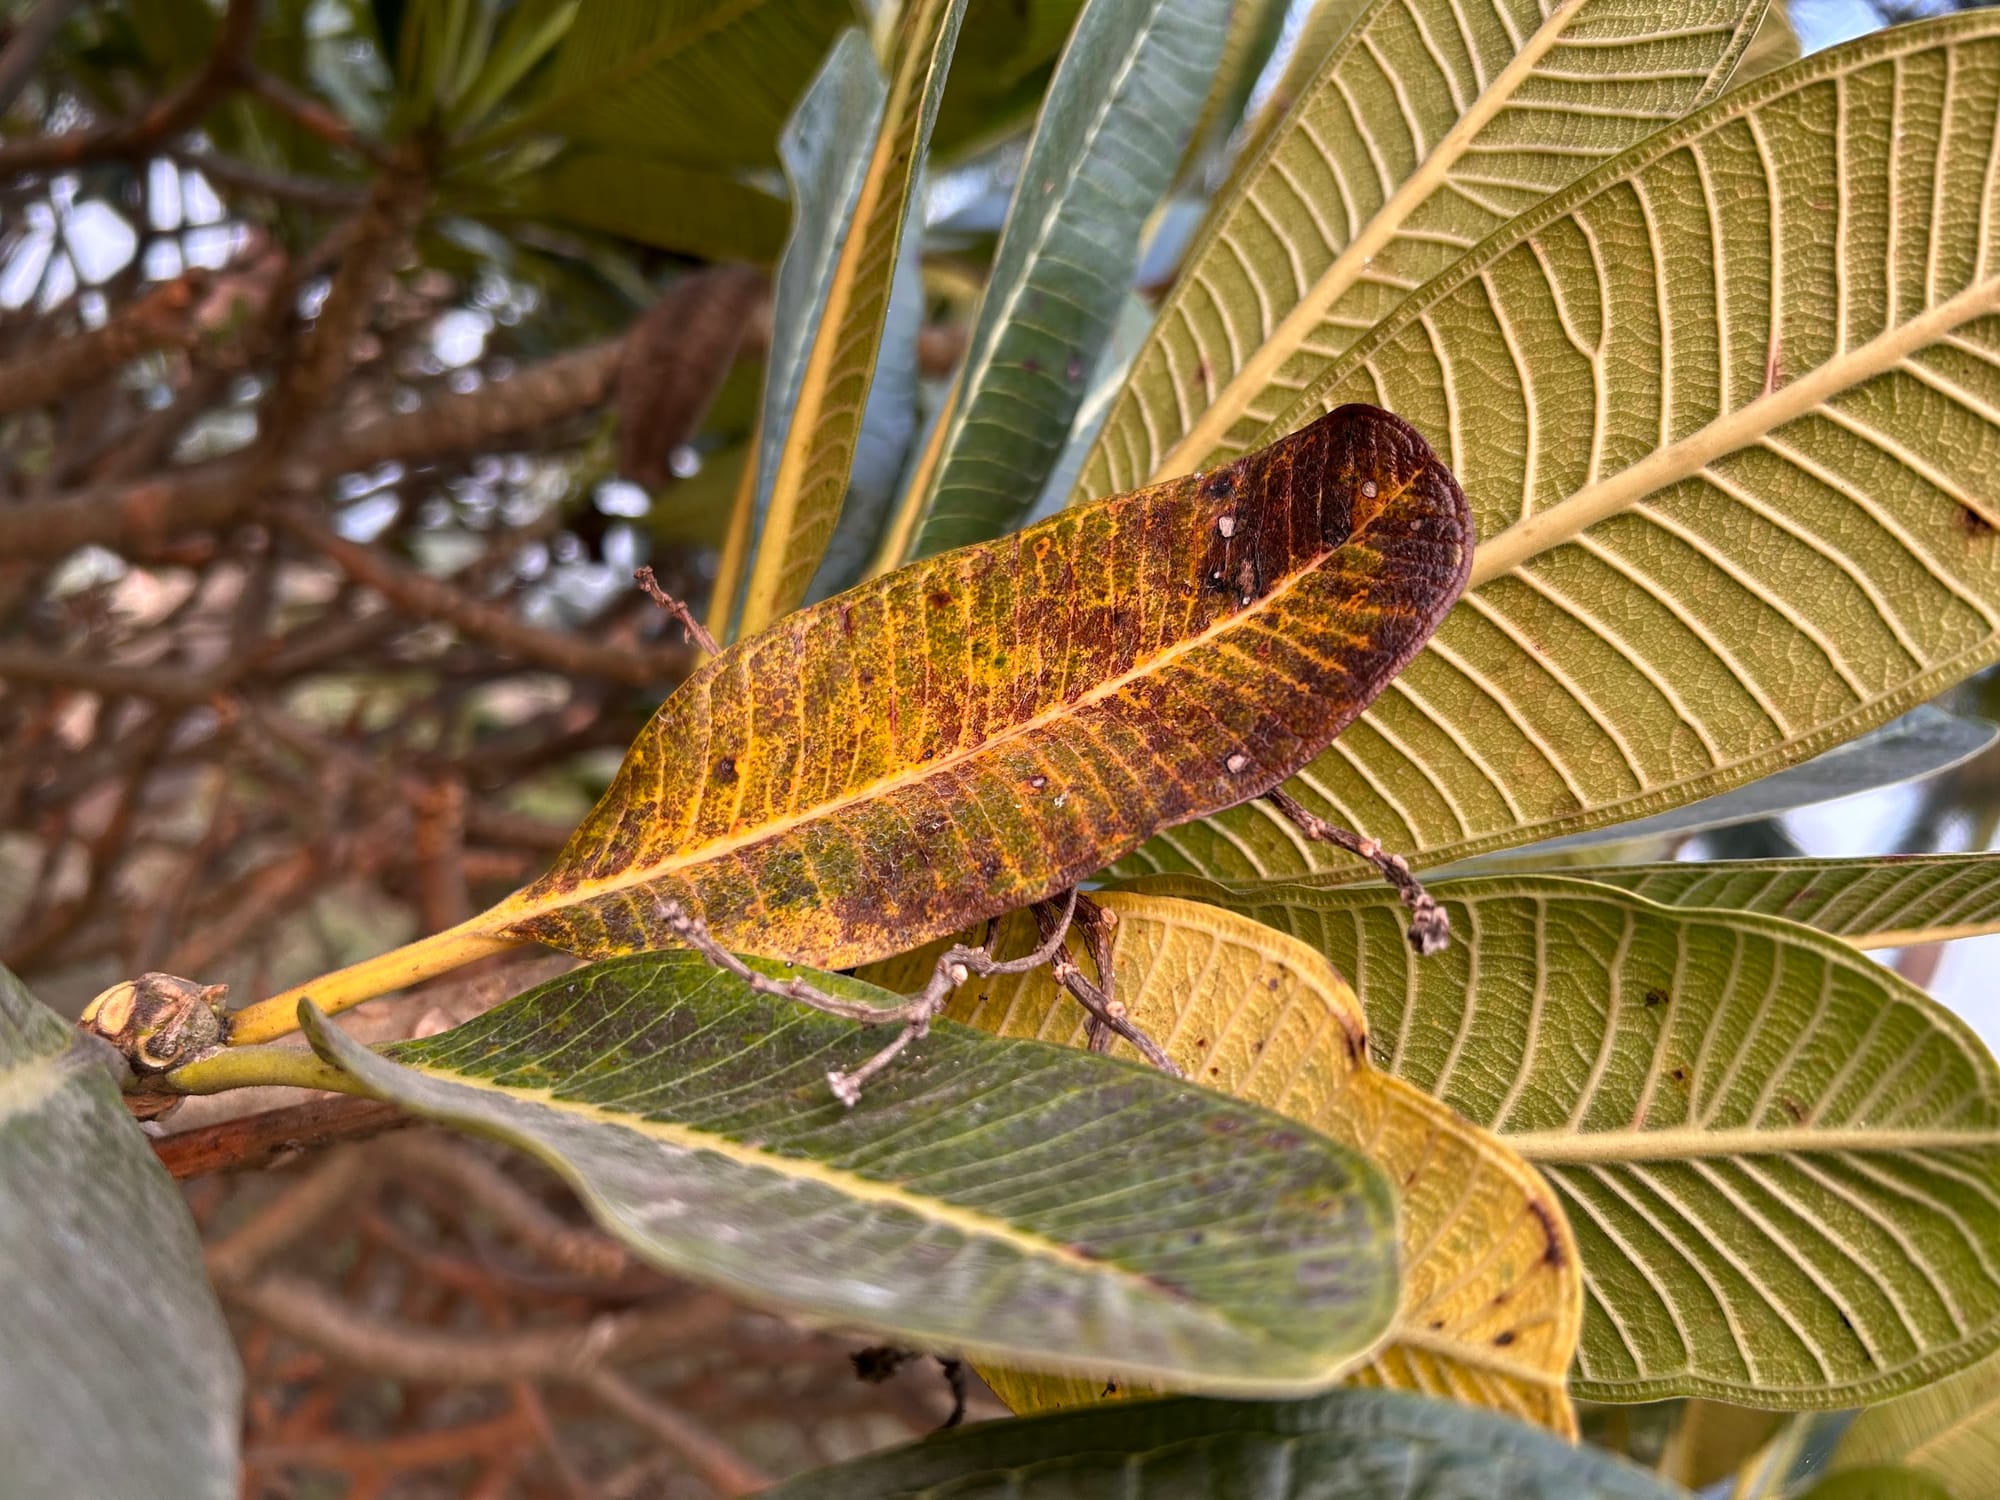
[1154,0,1590,481]
[1465,274,2000,588]
[1508,1124,2000,1163]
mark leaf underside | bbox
[1137,872,2000,1405]
[0,967,242,1499]
[484,402,1470,970]
[301,955,1401,1395]
[761,1388,1686,1499]
[1115,16,2000,887]
[1575,854,2000,949]
[866,895,1583,1436]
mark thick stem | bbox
[164,1042,365,1096]
[225,917,523,1046]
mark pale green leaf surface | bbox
[901,0,1233,559]
[520,0,859,166]
[1116,18,2000,886]
[1577,855,2000,950]
[763,1389,1687,1498]
[1077,0,1766,503]
[0,966,241,1500]
[301,954,1401,1395]
[1133,873,2000,1405]
[1833,1343,2000,1497]
[1457,708,1997,865]
[1024,291,1155,526]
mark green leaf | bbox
[1574,855,2000,950]
[511,153,790,263]
[761,1388,1689,1498]
[887,0,1234,562]
[1135,873,2000,1405]
[737,0,967,636]
[1078,0,1767,503]
[805,231,923,601]
[298,953,1401,1395]
[1733,0,1800,86]
[501,0,861,167]
[1471,707,1997,863]
[1801,1468,1957,1500]
[1233,0,1369,168]
[1115,16,2000,886]
[929,0,1088,161]
[1831,1343,2000,1498]
[0,966,242,1500]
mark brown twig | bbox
[1030,894,1181,1075]
[583,1371,772,1497]
[276,508,693,686]
[1263,787,1450,955]
[238,60,393,167]
[0,0,259,174]
[377,1134,628,1280]
[651,890,1079,1104]
[204,1146,374,1285]
[0,271,212,416]
[634,565,720,655]
[152,1095,407,1179]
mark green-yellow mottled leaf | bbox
[1115,16,2000,886]
[865,894,1583,1435]
[298,956,1401,1396]
[1077,0,1766,503]
[1130,872,2000,1406]
[231,403,1470,1046]
[1576,855,2000,950]
[761,1389,1690,1499]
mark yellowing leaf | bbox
[865,893,1583,1434]
[228,403,1470,1044]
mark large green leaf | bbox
[762,1389,1687,1498]
[1577,855,2000,950]
[735,28,886,633]
[888,0,1234,561]
[298,953,1401,1395]
[1115,16,2000,886]
[1136,873,2000,1405]
[1077,0,1766,503]
[512,153,789,263]
[736,0,967,635]
[0,966,241,1500]
[497,0,860,167]
[1831,1343,2000,1498]
[1469,706,1996,861]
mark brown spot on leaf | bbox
[1959,505,1996,538]
[713,756,737,785]
[1493,1330,1517,1347]
[1529,1201,1566,1268]
[1644,988,1669,1008]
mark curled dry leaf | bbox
[863,894,1582,1435]
[229,403,1470,1041]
